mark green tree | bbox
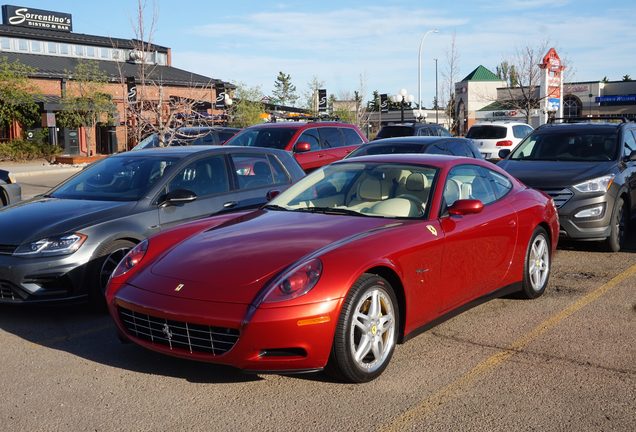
[622,74,632,82]
[367,90,380,111]
[57,60,115,156]
[0,58,39,131]
[601,76,609,83]
[271,71,298,106]
[227,82,265,127]
[496,61,519,87]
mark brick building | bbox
[0,4,231,155]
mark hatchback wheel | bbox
[88,240,135,307]
[327,274,398,383]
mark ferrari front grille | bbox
[542,188,574,208]
[118,306,239,356]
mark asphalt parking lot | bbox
[1,170,635,431]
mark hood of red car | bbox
[129,210,399,304]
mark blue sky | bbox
[23,1,636,106]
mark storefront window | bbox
[30,40,43,53]
[86,46,96,57]
[100,47,110,59]
[17,39,28,51]
[563,95,582,118]
[59,43,70,55]
[0,37,10,50]
[47,41,57,54]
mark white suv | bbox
[466,121,533,160]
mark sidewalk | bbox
[0,159,86,179]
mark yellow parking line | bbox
[381,263,636,432]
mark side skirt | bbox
[401,282,522,343]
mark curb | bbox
[14,166,83,180]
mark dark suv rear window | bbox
[466,126,507,139]
[376,126,415,139]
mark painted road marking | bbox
[381,263,636,432]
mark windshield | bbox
[228,127,297,150]
[466,125,507,139]
[509,130,618,162]
[52,156,178,201]
[268,162,438,219]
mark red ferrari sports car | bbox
[107,154,559,383]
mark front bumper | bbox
[547,188,615,241]
[1,183,21,205]
[109,283,342,372]
[0,249,93,303]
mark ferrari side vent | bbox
[118,306,239,356]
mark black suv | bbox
[498,118,636,251]
[346,136,482,159]
[375,122,451,140]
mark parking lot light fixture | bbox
[418,29,439,117]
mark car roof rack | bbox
[547,116,630,124]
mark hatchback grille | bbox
[542,188,574,208]
[118,306,239,356]
[0,281,19,301]
[0,244,16,255]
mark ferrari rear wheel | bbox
[520,227,550,299]
[327,274,398,383]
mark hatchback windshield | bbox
[510,130,618,162]
[52,156,178,201]
[268,162,438,219]
[229,127,297,150]
[466,126,507,139]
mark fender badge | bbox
[175,283,185,292]
[426,225,438,236]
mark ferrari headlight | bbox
[262,258,323,303]
[111,240,148,279]
[572,174,614,193]
[14,233,87,257]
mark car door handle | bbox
[223,201,237,209]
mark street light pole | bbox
[418,28,438,119]
[435,58,439,123]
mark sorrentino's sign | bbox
[2,5,72,32]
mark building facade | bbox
[0,4,231,155]
[456,64,636,132]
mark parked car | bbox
[0,168,21,207]
[224,121,367,172]
[466,121,533,160]
[374,122,451,140]
[107,154,558,383]
[0,146,305,305]
[346,136,483,159]
[131,126,241,150]
[498,118,636,251]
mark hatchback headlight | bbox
[14,233,87,257]
[572,174,614,193]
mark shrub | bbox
[0,140,62,161]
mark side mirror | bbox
[448,199,484,216]
[294,142,312,153]
[162,189,197,206]
[266,189,281,201]
[498,149,512,159]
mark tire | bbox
[327,274,399,383]
[520,227,551,299]
[87,240,135,308]
[606,197,627,252]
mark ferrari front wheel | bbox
[327,274,398,383]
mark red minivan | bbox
[223,122,368,172]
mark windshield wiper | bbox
[293,206,369,217]
[262,204,289,211]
